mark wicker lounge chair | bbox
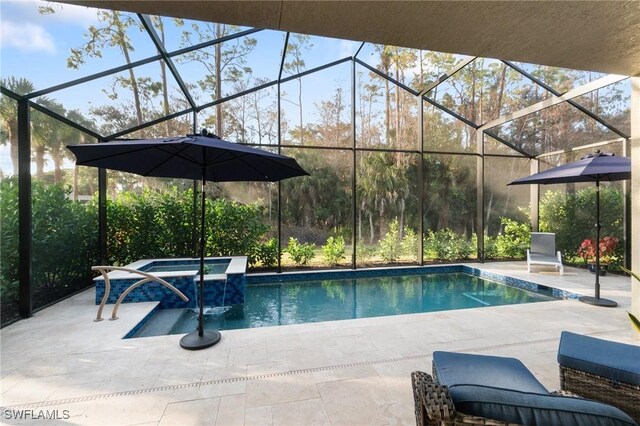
[527,232,563,275]
[558,331,640,422]
[412,351,637,426]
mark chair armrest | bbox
[411,371,456,425]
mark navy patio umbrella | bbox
[68,131,308,349]
[509,151,631,307]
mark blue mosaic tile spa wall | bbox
[95,273,246,308]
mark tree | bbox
[283,34,313,144]
[60,8,146,127]
[30,102,63,181]
[175,20,257,137]
[0,78,35,175]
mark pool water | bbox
[139,259,228,274]
[131,272,557,337]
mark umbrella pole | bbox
[198,177,206,336]
[579,180,617,307]
[595,180,601,299]
[180,172,222,349]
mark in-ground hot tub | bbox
[94,256,247,309]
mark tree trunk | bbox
[158,19,171,135]
[298,77,303,145]
[73,166,79,201]
[485,191,493,235]
[52,147,63,183]
[494,65,507,120]
[437,200,449,229]
[384,78,390,140]
[35,144,45,178]
[9,126,18,176]
[369,212,374,245]
[114,14,143,126]
[253,92,262,145]
[398,198,405,239]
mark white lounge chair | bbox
[527,232,564,275]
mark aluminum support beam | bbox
[479,74,629,132]
[504,61,629,138]
[351,56,357,269]
[98,167,107,265]
[29,101,102,140]
[17,100,32,318]
[25,28,262,100]
[530,159,540,231]
[536,138,626,158]
[276,33,289,273]
[476,130,484,262]
[138,14,197,110]
[418,97,424,265]
[483,131,533,158]
[419,56,476,96]
[623,138,631,271]
[630,77,639,336]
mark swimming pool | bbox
[128,267,571,338]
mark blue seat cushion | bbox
[449,385,638,426]
[558,331,640,386]
[433,351,548,393]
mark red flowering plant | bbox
[577,236,619,264]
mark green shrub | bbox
[286,237,316,266]
[379,219,402,262]
[401,226,418,261]
[1,178,98,324]
[356,243,377,263]
[1,178,20,322]
[495,217,530,259]
[253,238,279,268]
[482,234,499,260]
[323,236,346,266]
[206,198,270,265]
[106,190,272,267]
[424,228,473,261]
[539,187,623,262]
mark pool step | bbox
[134,308,185,337]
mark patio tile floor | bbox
[1,262,637,425]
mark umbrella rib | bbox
[76,144,156,164]
[143,144,200,175]
[208,152,305,181]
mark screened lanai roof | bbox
[0,0,634,160]
[58,1,640,77]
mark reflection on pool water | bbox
[130,272,559,338]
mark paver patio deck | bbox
[1,262,637,425]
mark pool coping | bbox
[93,256,248,281]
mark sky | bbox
[0,0,364,175]
[0,1,629,176]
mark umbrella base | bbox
[180,329,221,350]
[578,296,617,308]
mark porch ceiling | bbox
[58,0,640,77]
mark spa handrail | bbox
[92,266,189,321]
